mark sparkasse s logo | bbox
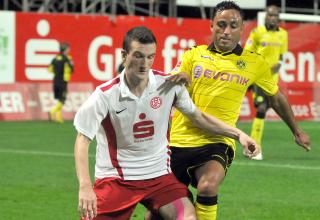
[133,113,154,139]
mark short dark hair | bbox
[212,1,244,20]
[59,42,69,53]
[122,26,157,52]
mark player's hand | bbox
[271,63,281,73]
[239,132,260,158]
[78,185,97,220]
[294,128,311,151]
[166,72,191,87]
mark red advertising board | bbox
[1,12,320,120]
[0,83,93,120]
[15,12,212,84]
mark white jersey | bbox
[74,69,196,180]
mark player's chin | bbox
[136,70,149,79]
[218,42,234,52]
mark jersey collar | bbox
[207,43,243,56]
[119,69,157,99]
[265,24,280,31]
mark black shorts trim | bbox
[170,143,234,188]
[252,85,270,108]
[53,82,67,103]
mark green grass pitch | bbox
[0,120,319,219]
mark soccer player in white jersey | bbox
[74,26,259,220]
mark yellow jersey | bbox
[170,44,278,150]
[245,25,288,67]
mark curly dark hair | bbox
[212,1,244,20]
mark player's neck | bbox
[214,42,236,54]
[265,24,278,31]
[124,74,149,97]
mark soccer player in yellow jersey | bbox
[166,1,310,220]
[244,5,288,160]
[48,42,74,123]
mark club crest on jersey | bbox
[150,96,162,109]
[246,39,253,46]
[236,60,246,70]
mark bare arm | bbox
[74,132,97,220]
[271,55,283,73]
[186,108,260,157]
[269,90,311,151]
[271,63,281,74]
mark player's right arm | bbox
[166,48,194,86]
[74,132,97,220]
[48,58,55,73]
[73,88,108,220]
[244,28,259,52]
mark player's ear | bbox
[210,20,214,32]
[239,22,244,33]
[121,49,127,61]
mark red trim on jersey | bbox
[101,113,124,179]
[166,122,171,173]
[152,69,169,76]
[173,93,177,106]
[166,94,177,173]
[100,77,120,92]
[166,123,170,142]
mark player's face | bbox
[265,6,279,29]
[123,40,156,81]
[210,9,243,52]
[64,47,70,55]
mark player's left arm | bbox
[271,55,282,74]
[63,55,74,81]
[272,30,289,74]
[268,90,311,151]
[67,55,74,72]
[244,28,258,52]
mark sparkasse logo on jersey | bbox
[133,113,154,140]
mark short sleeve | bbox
[170,48,194,78]
[74,88,109,140]
[174,85,196,115]
[254,58,279,96]
[245,28,258,52]
[281,30,288,55]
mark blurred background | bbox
[3,0,320,19]
[0,1,319,220]
[1,0,320,121]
